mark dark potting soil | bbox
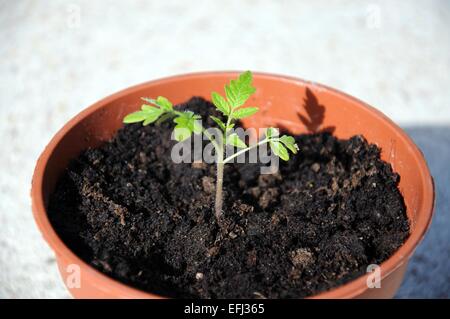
[48,97,409,298]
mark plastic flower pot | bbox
[31,72,434,298]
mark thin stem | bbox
[202,127,221,152]
[214,151,224,222]
[200,126,224,223]
[197,108,272,225]
[212,111,233,223]
[223,138,270,164]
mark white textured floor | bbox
[0,0,449,298]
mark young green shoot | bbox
[123,71,299,224]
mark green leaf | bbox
[173,126,192,142]
[173,116,187,125]
[140,96,173,111]
[224,71,256,108]
[123,111,149,123]
[226,133,247,148]
[179,111,200,119]
[191,120,203,134]
[174,111,195,124]
[140,105,164,125]
[175,112,201,131]
[266,127,279,138]
[141,104,162,114]
[211,92,230,115]
[141,97,157,105]
[156,112,175,125]
[279,135,295,145]
[156,96,173,111]
[210,115,226,131]
[142,114,160,126]
[232,107,259,119]
[279,135,299,154]
[270,140,289,161]
[124,101,165,124]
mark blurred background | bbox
[0,0,448,298]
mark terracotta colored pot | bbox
[31,72,434,299]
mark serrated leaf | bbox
[123,111,149,123]
[191,120,203,134]
[270,140,289,161]
[174,116,187,125]
[225,71,256,108]
[141,96,173,111]
[142,114,160,126]
[174,112,203,135]
[141,105,164,124]
[279,135,299,154]
[173,126,192,142]
[141,104,163,115]
[156,96,173,111]
[232,107,259,119]
[180,111,197,118]
[279,135,295,145]
[266,127,279,139]
[174,111,195,125]
[156,112,175,125]
[210,115,226,131]
[211,92,230,115]
[141,97,157,105]
[141,104,153,112]
[226,133,247,148]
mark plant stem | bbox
[202,127,221,152]
[201,126,224,223]
[214,152,224,222]
[201,112,274,224]
[212,111,234,224]
[223,138,270,164]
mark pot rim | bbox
[31,71,435,299]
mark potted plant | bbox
[31,71,434,298]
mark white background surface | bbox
[0,0,449,298]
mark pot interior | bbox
[42,73,431,234]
